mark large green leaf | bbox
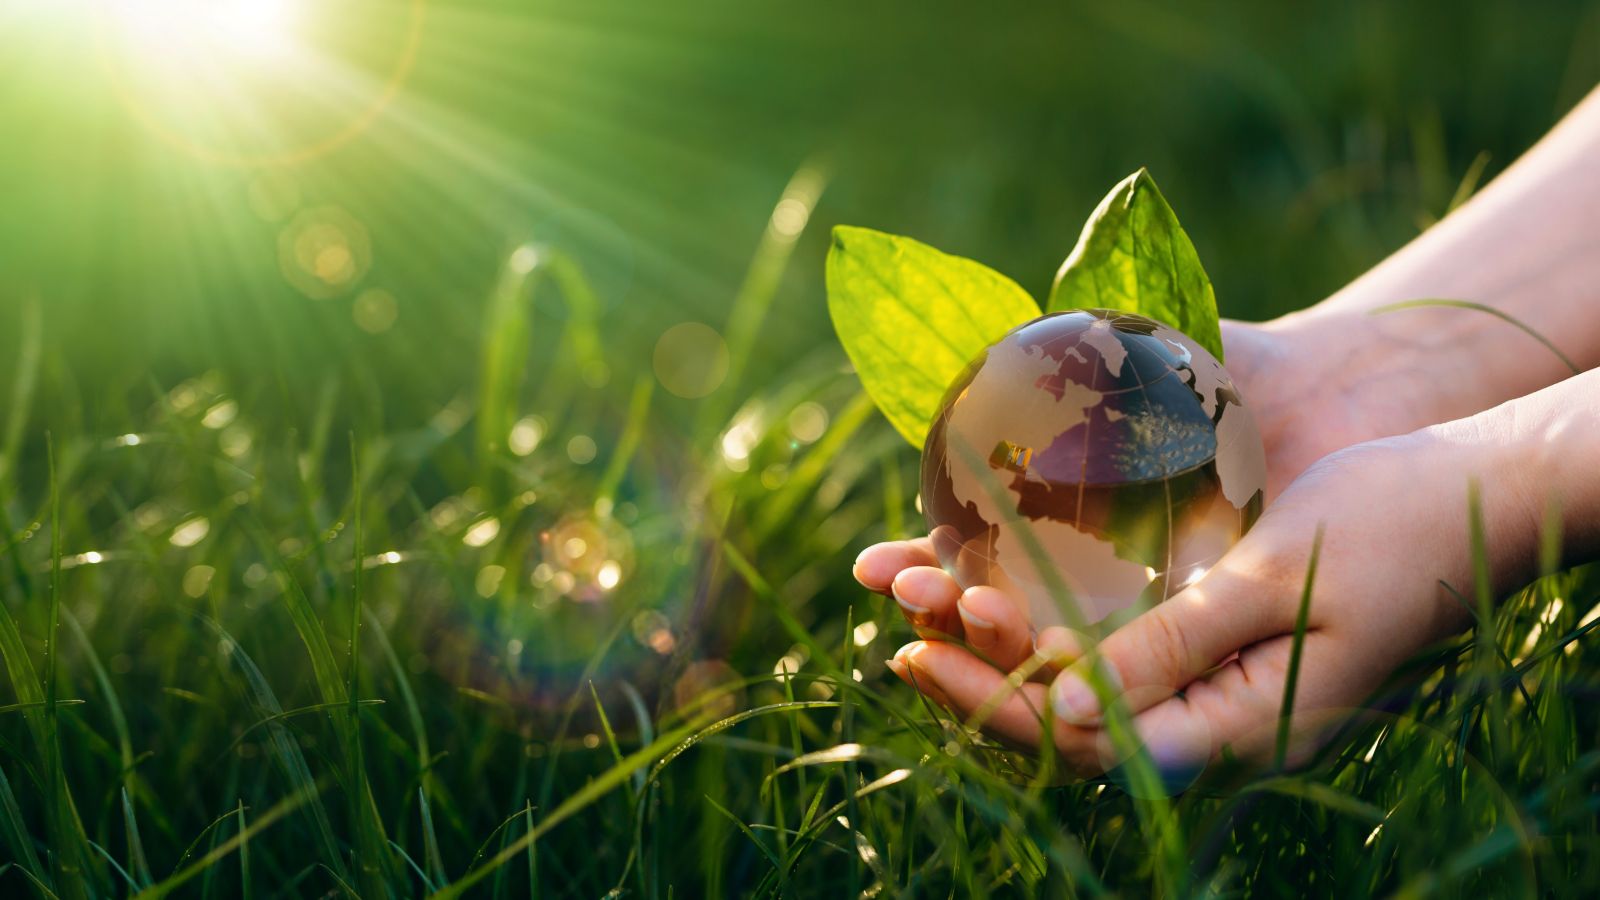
[1048,169,1225,362]
[826,226,1041,446]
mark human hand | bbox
[1219,316,1481,499]
[860,371,1598,775]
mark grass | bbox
[3,4,1599,892]
[0,190,1597,899]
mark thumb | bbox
[1049,557,1299,725]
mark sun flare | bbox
[87,0,424,165]
[103,0,303,61]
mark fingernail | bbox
[1053,663,1119,725]
[1052,675,1098,724]
[884,658,909,681]
[891,582,930,618]
[956,597,995,644]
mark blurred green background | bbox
[1,1,1598,896]
[5,0,1596,420]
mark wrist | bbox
[1417,376,1597,595]
[1498,370,1600,564]
[1263,301,1508,439]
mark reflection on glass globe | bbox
[920,310,1266,628]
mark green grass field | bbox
[3,2,1600,897]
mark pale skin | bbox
[855,85,1600,775]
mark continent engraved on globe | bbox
[920,310,1266,627]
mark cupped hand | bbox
[859,413,1540,775]
[1220,318,1433,499]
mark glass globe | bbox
[920,309,1266,628]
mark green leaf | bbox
[826,226,1041,446]
[1048,168,1225,362]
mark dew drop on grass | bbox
[183,565,216,598]
[462,517,500,547]
[852,621,878,647]
[202,399,238,429]
[475,565,506,597]
[170,516,210,548]
[508,416,545,456]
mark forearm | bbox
[1422,367,1600,598]
[1272,86,1600,433]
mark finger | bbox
[853,538,937,594]
[890,566,963,639]
[1118,635,1353,773]
[1030,626,1087,682]
[956,585,1034,669]
[1049,557,1299,725]
[885,641,958,710]
[890,641,1059,751]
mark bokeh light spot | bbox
[462,516,500,548]
[566,435,597,465]
[543,512,634,602]
[202,399,238,429]
[278,206,371,299]
[853,620,878,647]
[787,401,829,444]
[475,565,506,597]
[170,516,210,547]
[769,197,811,238]
[653,322,729,399]
[673,660,742,719]
[509,244,541,275]
[508,416,545,456]
[353,288,399,334]
[183,565,216,598]
[720,415,761,471]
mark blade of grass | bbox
[43,434,96,899]
[235,802,251,900]
[370,599,454,885]
[0,763,45,889]
[705,795,786,891]
[596,378,653,506]
[1467,481,1509,760]
[201,618,347,883]
[132,783,319,900]
[345,436,391,896]
[589,682,633,804]
[434,717,706,899]
[1371,299,1579,375]
[1275,524,1325,769]
[120,788,153,888]
[389,839,439,894]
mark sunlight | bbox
[103,0,302,61]
[85,0,426,166]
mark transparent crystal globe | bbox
[920,310,1266,628]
